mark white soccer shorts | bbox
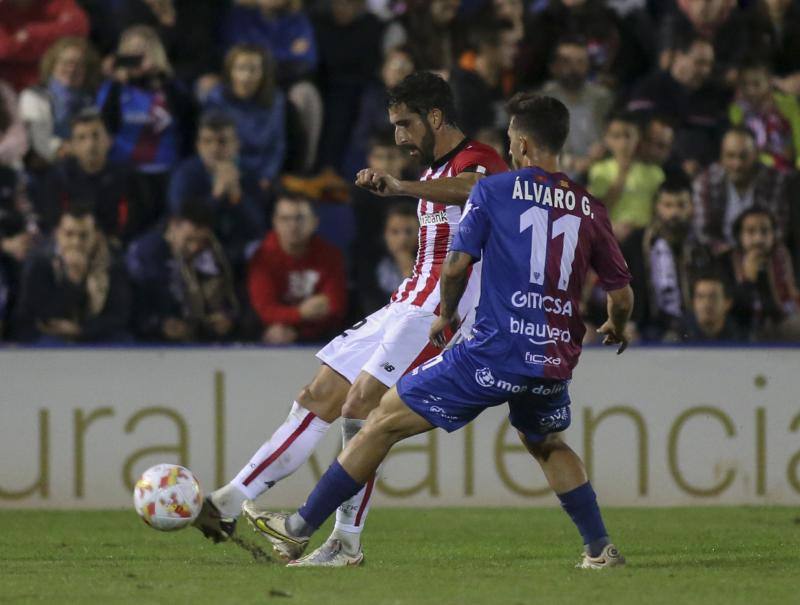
[317,299,476,388]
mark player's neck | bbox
[432,127,467,165]
[522,154,559,173]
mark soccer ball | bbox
[133,464,203,531]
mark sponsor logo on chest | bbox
[418,210,449,227]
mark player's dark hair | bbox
[198,110,236,133]
[506,92,569,155]
[387,72,458,125]
[174,198,215,230]
[670,27,711,55]
[70,107,105,133]
[732,205,776,242]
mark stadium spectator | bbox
[746,0,800,82]
[657,0,748,83]
[314,0,384,172]
[204,45,286,191]
[638,115,686,182]
[19,37,99,166]
[0,0,90,91]
[684,273,743,342]
[343,47,415,179]
[621,179,712,341]
[383,0,462,71]
[126,199,239,342]
[728,59,800,172]
[36,109,147,241]
[168,111,267,270]
[518,0,624,89]
[80,0,227,87]
[588,112,664,241]
[248,191,346,344]
[357,203,418,315]
[692,126,791,253]
[350,131,412,275]
[450,20,519,137]
[0,81,28,168]
[97,25,195,226]
[0,209,32,339]
[627,30,729,173]
[539,36,612,179]
[719,206,800,341]
[14,206,132,343]
[223,0,322,171]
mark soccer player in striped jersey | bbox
[194,72,507,566]
[239,94,633,570]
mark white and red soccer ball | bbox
[133,464,203,531]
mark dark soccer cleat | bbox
[192,496,236,543]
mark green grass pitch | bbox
[2,507,798,605]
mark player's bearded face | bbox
[398,118,436,166]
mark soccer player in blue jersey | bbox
[250,93,634,569]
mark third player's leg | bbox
[518,432,588,494]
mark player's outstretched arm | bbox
[597,285,634,354]
[355,168,482,206]
[430,250,472,347]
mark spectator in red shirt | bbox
[0,0,90,91]
[248,190,346,345]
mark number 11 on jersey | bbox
[520,207,581,291]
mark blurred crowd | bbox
[0,0,799,346]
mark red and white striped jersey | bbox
[392,139,508,311]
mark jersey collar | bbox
[428,137,470,172]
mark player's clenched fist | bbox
[354,168,403,196]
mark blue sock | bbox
[557,482,609,557]
[297,460,364,530]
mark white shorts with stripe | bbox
[317,270,480,387]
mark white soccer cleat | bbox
[287,538,364,568]
[577,544,626,569]
[241,500,309,562]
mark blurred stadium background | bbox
[1,1,799,603]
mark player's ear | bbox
[428,108,443,130]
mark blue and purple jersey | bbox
[452,166,631,380]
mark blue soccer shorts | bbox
[396,342,572,442]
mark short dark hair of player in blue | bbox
[506,92,570,155]
[387,71,458,126]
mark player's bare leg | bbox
[246,387,433,566]
[286,371,389,566]
[519,432,625,569]
[194,365,349,544]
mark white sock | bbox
[332,418,379,554]
[214,402,331,515]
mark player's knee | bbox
[296,380,344,422]
[520,431,565,462]
[341,384,381,420]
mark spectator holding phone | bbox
[97,25,195,227]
